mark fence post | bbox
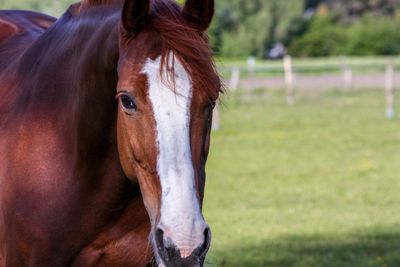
[247,56,256,78]
[229,67,240,92]
[341,56,352,89]
[283,55,294,105]
[212,101,221,131]
[385,59,395,119]
[229,67,242,104]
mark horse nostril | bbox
[155,228,168,261]
[199,226,211,258]
[155,227,180,262]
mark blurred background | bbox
[3,0,400,266]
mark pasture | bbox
[204,88,400,267]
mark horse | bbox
[0,0,221,266]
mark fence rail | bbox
[212,56,400,129]
[217,56,400,78]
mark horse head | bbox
[115,0,220,265]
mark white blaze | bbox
[142,55,206,257]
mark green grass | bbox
[204,88,400,267]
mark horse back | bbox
[0,10,54,39]
[0,11,55,126]
[0,10,55,73]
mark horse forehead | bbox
[142,55,193,153]
[141,55,193,103]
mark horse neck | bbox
[65,9,122,172]
[64,9,139,202]
[68,12,121,169]
[15,8,122,171]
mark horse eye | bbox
[120,94,137,112]
[208,99,216,110]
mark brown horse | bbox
[0,0,221,266]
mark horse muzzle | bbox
[154,224,211,267]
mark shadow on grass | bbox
[215,229,400,267]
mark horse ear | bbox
[121,0,151,36]
[182,0,214,32]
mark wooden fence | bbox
[211,56,400,130]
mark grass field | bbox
[203,88,400,267]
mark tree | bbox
[210,0,304,57]
[327,0,399,23]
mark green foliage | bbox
[345,15,400,55]
[210,0,303,58]
[288,15,348,57]
[211,0,400,57]
[289,13,400,57]
[282,16,310,46]
[329,0,399,22]
[219,7,270,57]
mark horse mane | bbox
[79,0,222,99]
[150,0,222,99]
[80,0,124,8]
